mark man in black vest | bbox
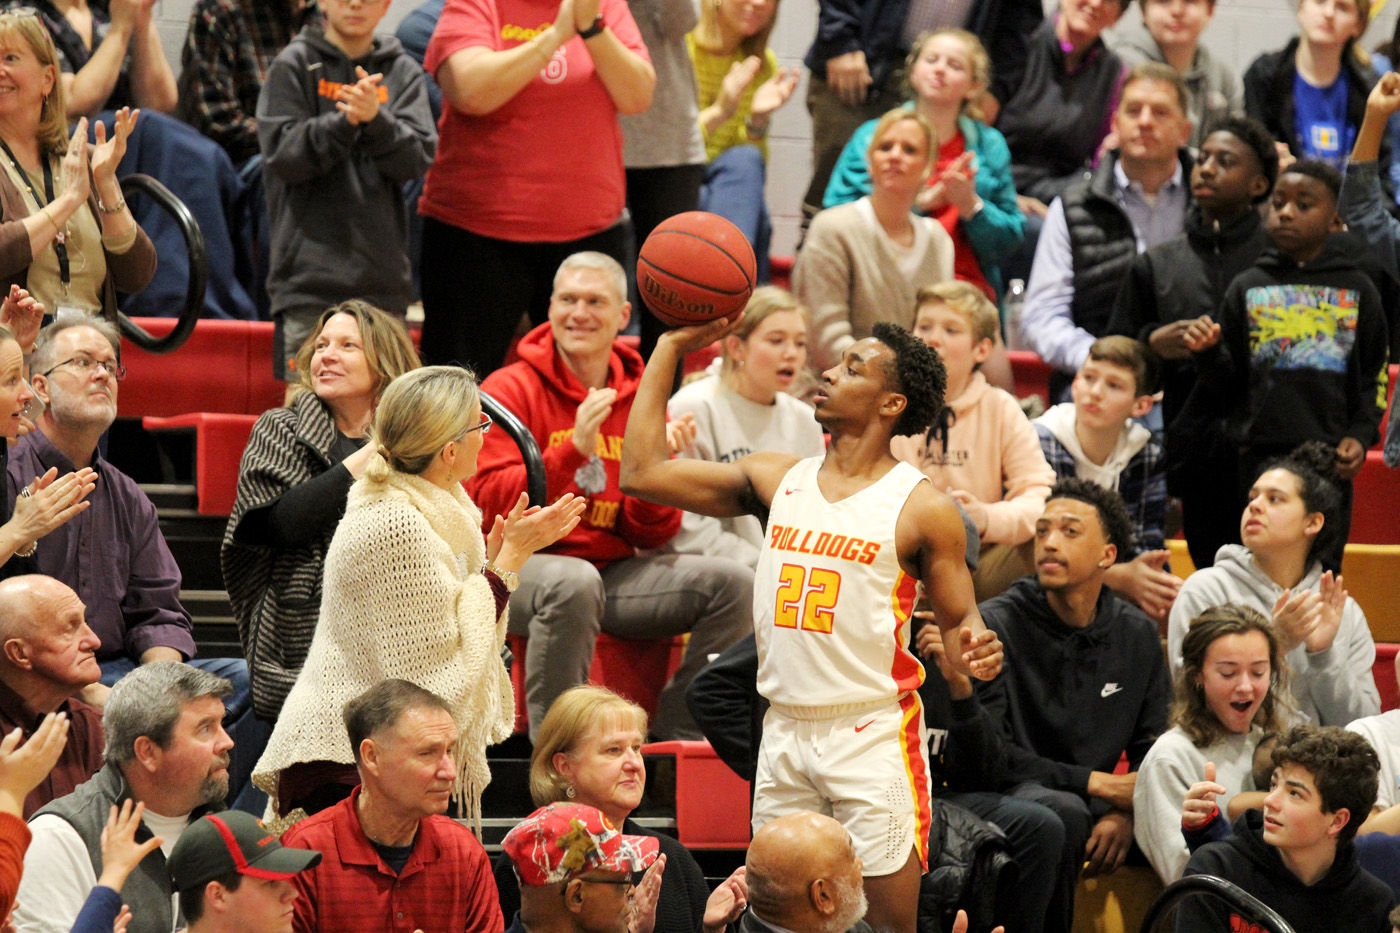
[14,662,234,933]
[1020,62,1194,399]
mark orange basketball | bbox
[636,212,757,327]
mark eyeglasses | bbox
[41,356,126,382]
[575,876,635,892]
[461,412,492,436]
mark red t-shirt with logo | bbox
[421,0,648,242]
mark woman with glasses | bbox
[223,301,419,724]
[0,9,154,322]
[253,365,586,826]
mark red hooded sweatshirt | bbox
[469,323,681,569]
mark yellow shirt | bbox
[686,36,777,162]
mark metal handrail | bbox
[114,174,207,354]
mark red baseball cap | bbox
[502,803,659,886]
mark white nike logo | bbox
[1101,683,1123,698]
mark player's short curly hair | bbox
[1046,477,1135,556]
[872,322,945,437]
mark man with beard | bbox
[740,812,872,933]
[14,662,235,933]
[6,319,261,803]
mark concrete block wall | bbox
[150,0,1400,256]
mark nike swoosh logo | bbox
[854,719,876,732]
[784,488,800,495]
[1101,683,1123,698]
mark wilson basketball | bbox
[636,212,757,327]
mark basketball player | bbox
[621,317,1003,933]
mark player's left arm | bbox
[898,483,1002,680]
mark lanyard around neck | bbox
[0,140,69,287]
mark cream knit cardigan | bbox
[251,469,514,830]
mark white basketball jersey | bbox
[754,456,928,709]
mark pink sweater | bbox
[890,372,1054,546]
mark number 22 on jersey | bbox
[774,563,842,633]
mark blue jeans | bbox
[944,790,1065,933]
[99,656,271,815]
[698,145,771,284]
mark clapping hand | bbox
[0,712,68,816]
[628,853,666,933]
[0,286,44,353]
[666,413,696,456]
[91,109,139,188]
[337,67,384,126]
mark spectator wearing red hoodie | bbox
[468,252,752,741]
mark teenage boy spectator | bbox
[468,252,750,740]
[975,480,1170,933]
[892,282,1055,601]
[1106,116,1278,569]
[1114,0,1242,147]
[1186,159,1388,572]
[256,0,435,380]
[177,0,321,164]
[1033,337,1177,622]
[167,811,321,933]
[1179,724,1392,933]
[1020,63,1193,397]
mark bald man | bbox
[743,812,872,933]
[0,575,104,816]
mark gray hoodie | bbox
[1167,544,1379,726]
[257,27,437,317]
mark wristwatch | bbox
[578,16,605,39]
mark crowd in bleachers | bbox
[1,0,1400,931]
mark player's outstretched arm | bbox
[622,318,794,516]
[900,484,1002,681]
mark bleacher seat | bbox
[142,413,256,515]
[1351,451,1400,544]
[641,739,751,849]
[1008,350,1054,406]
[506,632,685,735]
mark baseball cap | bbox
[169,811,322,891]
[502,803,660,886]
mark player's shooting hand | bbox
[655,312,744,357]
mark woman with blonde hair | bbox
[666,286,825,568]
[0,9,154,320]
[1134,604,1293,882]
[223,301,421,723]
[252,366,585,825]
[493,685,744,933]
[794,108,955,371]
[688,0,799,281]
[824,29,1023,300]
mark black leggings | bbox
[419,217,631,377]
[625,163,705,360]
